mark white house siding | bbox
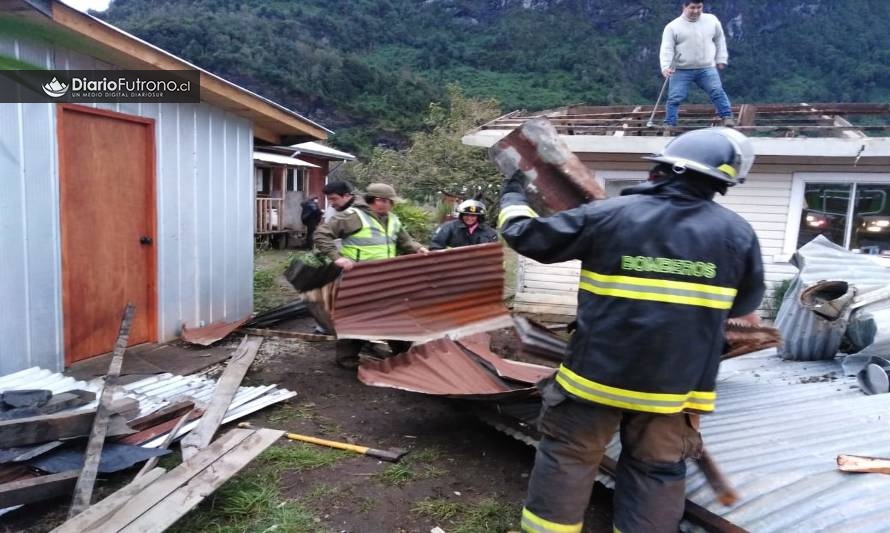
[0,34,254,373]
[513,169,800,319]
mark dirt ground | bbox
[233,324,612,532]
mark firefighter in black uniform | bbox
[499,128,765,533]
[429,199,499,250]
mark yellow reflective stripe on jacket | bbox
[578,269,737,310]
[521,508,582,533]
[341,208,400,261]
[498,204,539,228]
[555,364,716,413]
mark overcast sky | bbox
[62,0,112,12]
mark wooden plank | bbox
[119,429,284,533]
[127,400,195,431]
[180,336,263,461]
[117,408,203,446]
[50,468,166,533]
[97,429,256,530]
[133,410,194,480]
[0,470,79,508]
[68,303,135,518]
[0,409,96,448]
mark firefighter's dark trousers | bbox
[521,381,703,533]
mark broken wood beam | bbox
[126,400,195,431]
[68,303,136,518]
[95,428,283,532]
[179,336,263,460]
[837,454,890,474]
[0,409,133,448]
[0,470,79,508]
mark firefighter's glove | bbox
[500,171,525,196]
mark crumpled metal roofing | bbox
[456,334,555,385]
[0,368,295,448]
[357,336,549,400]
[333,243,514,342]
[600,348,890,532]
[776,236,890,361]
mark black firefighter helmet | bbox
[643,127,755,186]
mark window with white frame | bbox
[596,170,648,197]
[255,167,271,193]
[786,174,890,257]
[286,167,308,192]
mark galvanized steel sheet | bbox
[776,236,890,361]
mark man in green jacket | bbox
[314,183,429,368]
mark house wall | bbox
[513,158,889,320]
[0,34,254,373]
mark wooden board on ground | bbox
[50,468,166,533]
[0,470,79,508]
[179,336,263,461]
[68,303,135,518]
[94,428,283,532]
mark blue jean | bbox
[664,67,732,126]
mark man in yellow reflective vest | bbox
[499,128,765,533]
[315,182,429,368]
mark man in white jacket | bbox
[660,0,734,128]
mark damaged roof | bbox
[600,349,890,532]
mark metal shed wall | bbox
[0,35,254,373]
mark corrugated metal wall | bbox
[0,34,254,373]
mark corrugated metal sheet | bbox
[0,33,256,372]
[776,236,890,361]
[0,367,295,449]
[598,349,890,532]
[358,337,538,400]
[333,243,514,342]
[456,334,555,384]
[489,118,606,215]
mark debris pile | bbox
[0,331,293,530]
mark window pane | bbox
[297,169,306,191]
[851,184,890,256]
[604,179,645,197]
[798,183,851,249]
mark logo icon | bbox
[42,77,69,98]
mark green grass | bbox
[412,497,463,521]
[302,483,338,504]
[410,497,520,533]
[453,498,519,533]
[409,445,444,463]
[169,469,321,533]
[263,442,350,472]
[375,462,415,487]
[170,443,348,532]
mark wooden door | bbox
[58,104,156,365]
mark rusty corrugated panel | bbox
[180,316,249,346]
[489,117,606,215]
[456,334,555,385]
[332,243,514,342]
[357,337,533,400]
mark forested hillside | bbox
[99,0,890,152]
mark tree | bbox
[339,85,503,205]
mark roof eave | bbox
[42,1,331,143]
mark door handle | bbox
[139,236,153,245]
